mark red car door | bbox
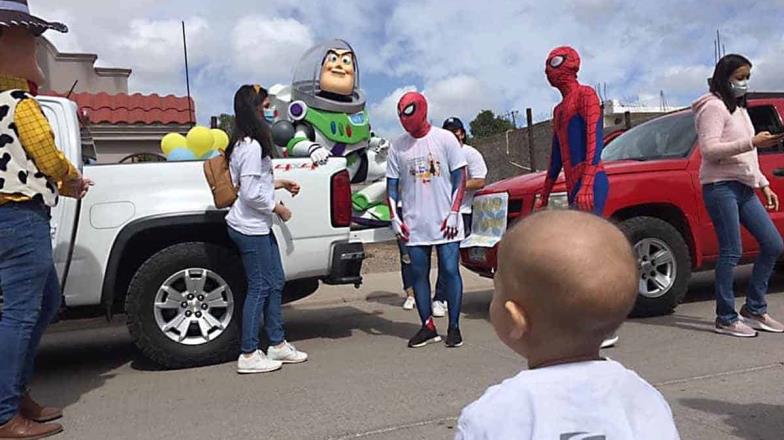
[749,104,784,240]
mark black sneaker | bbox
[445,327,463,348]
[408,326,442,348]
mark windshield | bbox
[602,112,696,161]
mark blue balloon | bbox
[167,147,197,161]
[202,150,220,159]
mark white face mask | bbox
[730,79,749,98]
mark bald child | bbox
[456,210,679,439]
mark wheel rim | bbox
[153,268,234,346]
[634,238,677,299]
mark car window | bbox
[748,105,784,155]
[80,125,99,165]
[602,112,696,162]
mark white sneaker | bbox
[267,341,308,364]
[402,296,416,310]
[432,301,447,318]
[601,335,619,349]
[237,350,283,374]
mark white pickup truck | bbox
[4,95,366,368]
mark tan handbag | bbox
[203,151,238,209]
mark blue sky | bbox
[34,0,784,138]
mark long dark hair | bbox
[226,85,276,160]
[709,54,752,114]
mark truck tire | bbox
[619,217,691,317]
[126,242,246,369]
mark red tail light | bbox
[331,170,352,228]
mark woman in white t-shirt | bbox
[225,85,308,374]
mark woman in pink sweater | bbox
[694,54,784,338]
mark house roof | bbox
[68,92,196,125]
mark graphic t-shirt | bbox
[460,144,488,214]
[387,127,467,246]
[455,359,680,440]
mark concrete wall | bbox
[473,113,667,184]
[36,38,130,95]
[86,124,190,163]
[95,140,162,164]
[471,120,554,184]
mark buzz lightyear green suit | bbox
[268,39,390,226]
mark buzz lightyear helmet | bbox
[291,38,366,114]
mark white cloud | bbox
[22,0,784,129]
[368,85,416,137]
[369,75,499,139]
[109,18,211,94]
[230,16,314,82]
[644,65,713,99]
[425,75,499,129]
[751,37,784,92]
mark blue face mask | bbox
[264,109,275,123]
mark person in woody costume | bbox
[0,1,93,438]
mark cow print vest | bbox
[0,90,59,207]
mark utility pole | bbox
[182,21,194,125]
[509,110,519,129]
[526,108,535,172]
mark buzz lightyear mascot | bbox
[268,39,390,225]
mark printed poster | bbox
[461,192,509,248]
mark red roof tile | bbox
[64,92,195,125]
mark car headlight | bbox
[534,192,569,210]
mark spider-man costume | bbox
[538,46,609,214]
[387,91,467,347]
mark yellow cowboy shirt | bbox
[0,74,80,204]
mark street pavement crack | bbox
[328,416,459,439]
[654,362,784,387]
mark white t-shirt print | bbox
[460,144,488,214]
[455,360,680,440]
[387,127,468,246]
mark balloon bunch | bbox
[161,126,230,161]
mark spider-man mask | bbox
[545,46,580,92]
[398,91,431,138]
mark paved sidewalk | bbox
[34,267,784,439]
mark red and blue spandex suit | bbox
[540,46,609,215]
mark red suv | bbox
[462,93,784,317]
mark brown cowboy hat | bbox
[0,0,67,36]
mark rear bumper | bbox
[323,241,365,286]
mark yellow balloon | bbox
[211,128,230,151]
[161,133,187,155]
[186,126,215,157]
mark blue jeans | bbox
[408,242,463,329]
[228,229,286,353]
[0,201,61,425]
[703,182,784,325]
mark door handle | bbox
[774,168,784,177]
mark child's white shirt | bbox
[455,359,680,440]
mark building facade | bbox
[36,37,194,163]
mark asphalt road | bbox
[34,267,784,440]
